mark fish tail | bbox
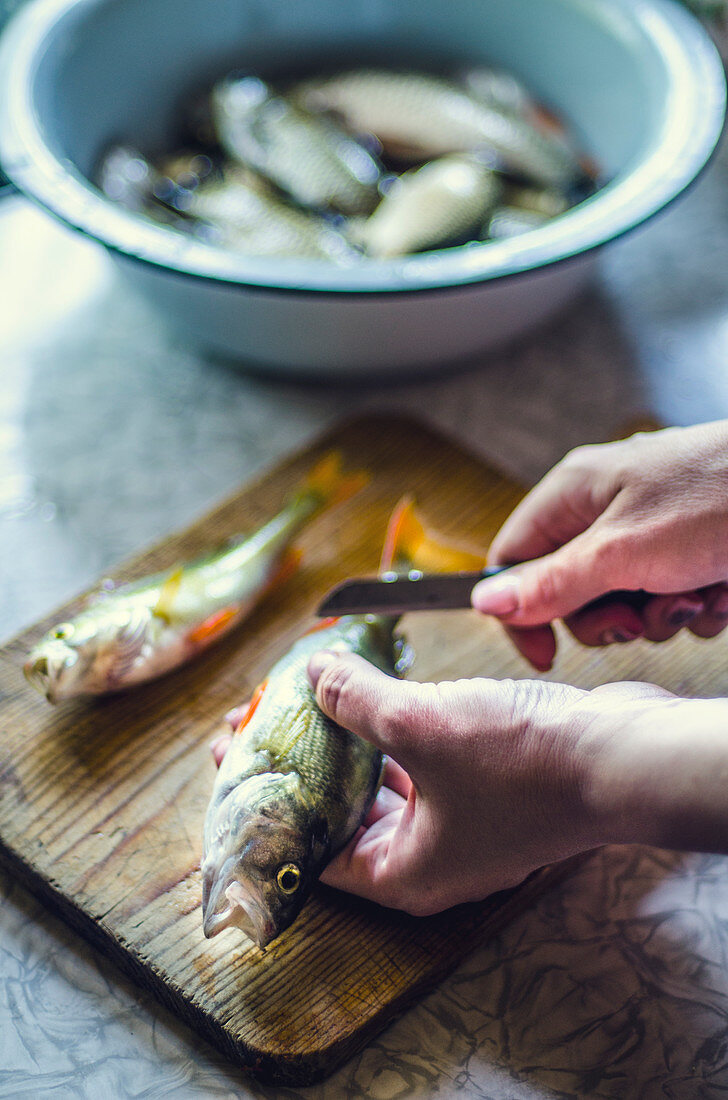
[292,451,368,515]
[380,495,487,573]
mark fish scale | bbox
[245,617,393,825]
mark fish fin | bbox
[380,496,488,573]
[303,615,342,636]
[293,451,369,513]
[105,612,149,688]
[186,606,239,647]
[153,567,184,623]
[234,678,268,735]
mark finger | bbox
[641,593,704,643]
[210,732,232,767]
[488,447,615,566]
[501,623,556,671]
[563,600,644,648]
[224,702,250,731]
[689,583,728,639]
[363,784,407,827]
[319,813,401,899]
[308,650,434,765]
[472,529,620,627]
[382,756,412,799]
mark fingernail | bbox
[600,628,641,645]
[307,649,340,688]
[471,575,520,617]
[667,597,703,628]
[209,734,231,763]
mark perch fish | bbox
[211,75,383,214]
[353,154,502,258]
[24,454,365,703]
[292,68,584,188]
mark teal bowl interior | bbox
[0,0,725,293]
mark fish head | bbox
[201,771,329,948]
[24,605,149,702]
[24,623,90,704]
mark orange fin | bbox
[296,451,369,512]
[234,679,268,735]
[186,606,239,647]
[380,496,488,573]
[303,615,342,636]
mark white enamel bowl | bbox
[0,0,724,376]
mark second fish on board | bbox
[24,454,365,703]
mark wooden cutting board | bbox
[1,414,726,1086]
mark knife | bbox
[317,567,650,618]
[318,566,510,617]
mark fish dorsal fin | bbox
[234,679,269,735]
[380,496,487,572]
[153,567,184,623]
[303,615,342,636]
[294,451,369,511]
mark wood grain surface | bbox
[0,415,725,1085]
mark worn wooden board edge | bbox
[0,833,593,1085]
[0,413,591,1085]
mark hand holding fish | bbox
[302,652,728,913]
[471,421,728,670]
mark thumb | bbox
[472,532,618,626]
[308,650,427,764]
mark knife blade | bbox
[317,567,508,617]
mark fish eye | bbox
[52,623,74,641]
[276,864,301,895]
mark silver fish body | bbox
[211,76,383,215]
[486,205,551,239]
[185,166,356,260]
[201,614,398,946]
[354,155,502,258]
[293,69,583,189]
[25,455,362,702]
[458,66,536,119]
[503,182,571,219]
[98,145,198,231]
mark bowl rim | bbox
[0,0,725,296]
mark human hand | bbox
[304,650,628,915]
[213,658,728,916]
[472,421,728,669]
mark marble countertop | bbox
[3,90,728,1098]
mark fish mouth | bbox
[24,644,78,704]
[24,654,56,703]
[202,865,277,947]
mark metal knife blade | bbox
[317,567,508,617]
